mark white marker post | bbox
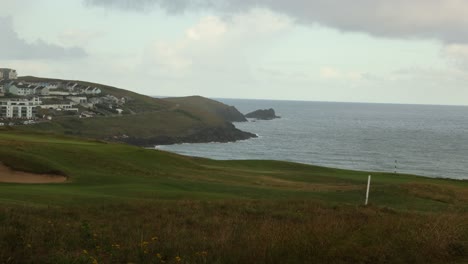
[365,175,371,206]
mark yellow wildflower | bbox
[140,241,149,247]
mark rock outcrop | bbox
[121,123,257,147]
[245,108,280,120]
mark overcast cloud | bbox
[84,0,468,44]
[1,1,467,104]
[0,17,86,60]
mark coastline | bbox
[120,124,257,147]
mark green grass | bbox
[1,129,467,209]
[0,130,467,263]
[20,110,225,140]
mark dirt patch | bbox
[0,163,67,184]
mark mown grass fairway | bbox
[1,130,467,263]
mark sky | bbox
[1,0,468,105]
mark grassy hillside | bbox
[165,96,247,122]
[17,77,254,145]
[0,130,467,263]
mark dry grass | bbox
[1,200,467,264]
[402,183,468,204]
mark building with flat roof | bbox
[0,68,18,80]
[0,97,41,119]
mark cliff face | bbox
[245,109,280,120]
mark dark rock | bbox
[119,123,257,147]
[245,108,280,120]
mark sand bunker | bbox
[0,163,67,184]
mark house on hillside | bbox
[65,82,79,92]
[0,81,6,97]
[84,86,101,95]
[46,83,59,89]
[26,81,59,90]
[0,68,18,80]
[80,111,96,118]
[33,86,49,96]
[88,97,103,105]
[40,99,78,112]
[49,90,76,96]
[7,82,35,96]
[7,82,49,96]
[67,96,87,104]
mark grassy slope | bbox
[20,111,221,139]
[1,131,467,263]
[165,96,247,122]
[0,129,467,210]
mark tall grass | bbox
[1,200,467,264]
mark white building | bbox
[26,82,59,90]
[33,86,49,96]
[84,86,102,95]
[67,96,87,104]
[7,82,49,96]
[40,101,78,111]
[49,90,76,96]
[7,82,34,96]
[46,83,59,89]
[0,97,41,119]
[0,68,18,80]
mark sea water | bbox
[158,99,468,180]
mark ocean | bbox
[158,99,468,180]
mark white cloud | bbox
[142,9,293,78]
[444,44,468,59]
[186,16,227,41]
[320,67,364,81]
[0,16,86,60]
[59,29,103,46]
[144,41,192,75]
[320,67,340,79]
